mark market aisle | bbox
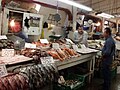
[82,74,120,90]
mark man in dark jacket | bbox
[102,27,115,90]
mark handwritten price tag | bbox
[0,64,8,77]
[2,49,15,57]
[40,57,54,65]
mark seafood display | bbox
[47,48,80,61]
[0,73,28,90]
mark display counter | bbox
[55,53,95,70]
[55,52,97,82]
[1,52,96,83]
[0,38,99,85]
[3,53,96,72]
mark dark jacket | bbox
[102,36,115,65]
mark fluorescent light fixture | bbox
[97,13,114,18]
[57,0,92,11]
[35,4,41,12]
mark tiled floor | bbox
[82,74,120,90]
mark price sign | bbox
[52,43,60,49]
[72,45,78,51]
[0,64,8,77]
[0,35,7,40]
[2,49,15,57]
[40,57,54,65]
[25,43,36,49]
[40,39,49,44]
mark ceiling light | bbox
[57,0,92,11]
[97,13,114,18]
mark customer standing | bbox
[102,27,115,90]
[73,26,88,47]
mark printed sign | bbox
[25,43,36,49]
[40,39,49,44]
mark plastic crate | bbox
[53,74,85,90]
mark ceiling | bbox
[5,0,120,16]
[74,0,120,15]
